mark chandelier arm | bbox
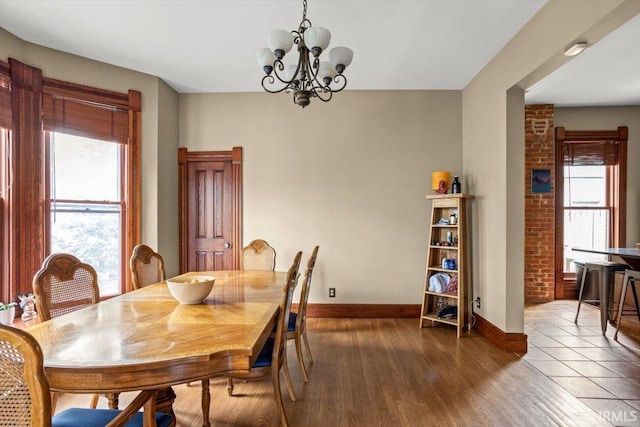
[271,59,289,84]
[330,74,348,92]
[297,47,313,91]
[261,75,292,94]
[291,29,303,45]
[310,85,333,102]
[304,56,334,93]
[299,18,312,33]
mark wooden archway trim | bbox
[178,147,243,272]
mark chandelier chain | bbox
[302,0,307,22]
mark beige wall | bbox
[462,0,638,332]
[156,80,180,276]
[180,91,462,303]
[555,106,640,245]
[0,27,180,274]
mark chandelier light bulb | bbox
[256,48,276,74]
[329,47,353,74]
[318,61,336,85]
[268,29,294,59]
[304,26,331,56]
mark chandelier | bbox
[256,0,353,108]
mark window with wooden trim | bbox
[554,127,627,298]
[0,65,12,305]
[45,133,126,296]
[0,58,141,302]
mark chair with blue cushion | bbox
[0,324,173,427]
[241,239,276,271]
[129,245,179,424]
[32,253,117,410]
[130,244,166,291]
[224,251,302,427]
[287,246,319,383]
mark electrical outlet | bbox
[475,297,481,309]
[329,288,336,298]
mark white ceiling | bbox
[526,13,640,107]
[0,0,638,107]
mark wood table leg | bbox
[155,387,177,427]
[201,378,210,427]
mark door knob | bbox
[224,242,232,249]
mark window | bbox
[46,133,124,296]
[0,66,12,304]
[0,58,141,300]
[554,126,627,298]
[563,165,610,270]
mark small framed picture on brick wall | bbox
[531,169,551,193]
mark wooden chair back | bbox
[130,244,166,290]
[0,325,171,427]
[223,251,302,426]
[241,239,276,271]
[274,251,302,370]
[0,324,53,427]
[296,246,319,331]
[32,253,100,322]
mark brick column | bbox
[525,105,555,302]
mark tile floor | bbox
[523,300,640,426]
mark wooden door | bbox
[178,148,242,272]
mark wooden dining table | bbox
[26,270,286,425]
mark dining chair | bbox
[0,324,173,427]
[129,244,180,425]
[241,239,276,271]
[32,253,116,410]
[287,246,319,383]
[224,251,302,427]
[130,244,166,290]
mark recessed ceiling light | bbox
[564,42,588,56]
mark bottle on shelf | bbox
[451,176,461,194]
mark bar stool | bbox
[613,270,640,341]
[574,261,628,335]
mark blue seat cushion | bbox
[287,312,297,332]
[253,336,274,368]
[271,312,297,334]
[53,408,173,427]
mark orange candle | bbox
[431,171,451,193]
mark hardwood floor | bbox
[56,302,639,426]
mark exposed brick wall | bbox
[525,105,555,302]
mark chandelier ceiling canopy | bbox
[256,0,353,108]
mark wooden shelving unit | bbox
[420,193,474,337]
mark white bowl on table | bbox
[167,275,215,304]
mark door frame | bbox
[178,147,243,272]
